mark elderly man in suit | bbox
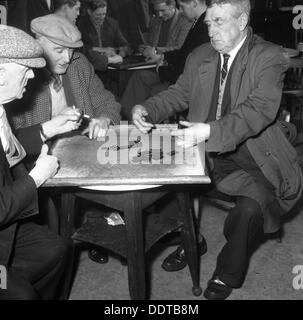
[0,24,81,300]
[9,14,122,265]
[121,0,209,120]
[132,0,302,300]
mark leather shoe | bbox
[203,277,232,300]
[88,247,109,264]
[161,237,207,272]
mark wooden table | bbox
[45,125,211,299]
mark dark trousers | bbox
[214,196,264,288]
[0,222,73,300]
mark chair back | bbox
[283,58,303,96]
[295,29,303,48]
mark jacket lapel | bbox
[230,27,254,109]
[198,53,219,119]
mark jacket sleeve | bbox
[14,124,43,157]
[206,47,289,153]
[0,174,38,227]
[142,53,194,123]
[83,56,121,124]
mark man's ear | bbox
[192,0,198,8]
[238,13,249,31]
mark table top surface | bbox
[45,124,210,187]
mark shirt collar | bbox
[220,35,247,69]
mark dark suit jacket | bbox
[159,12,209,84]
[142,28,302,233]
[0,125,42,266]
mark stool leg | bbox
[123,192,146,300]
[177,192,202,297]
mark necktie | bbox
[52,74,63,92]
[191,18,197,30]
[221,53,230,85]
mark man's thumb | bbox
[40,144,49,156]
[179,121,192,128]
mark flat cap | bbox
[0,25,46,68]
[31,14,83,48]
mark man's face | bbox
[154,2,175,21]
[39,37,74,74]
[0,63,34,101]
[90,6,107,25]
[65,1,81,24]
[205,3,245,53]
[178,0,196,21]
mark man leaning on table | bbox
[0,24,81,300]
[132,0,303,300]
[9,13,121,140]
[8,14,122,265]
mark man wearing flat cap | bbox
[0,24,80,300]
[10,13,121,140]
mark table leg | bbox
[177,192,202,296]
[123,192,146,300]
[60,192,76,239]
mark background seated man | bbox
[77,0,132,72]
[139,0,191,61]
[9,14,122,266]
[0,24,82,300]
[131,0,302,300]
[53,0,81,25]
[121,0,209,120]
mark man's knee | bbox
[224,197,263,234]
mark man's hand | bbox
[29,144,59,187]
[117,46,130,58]
[170,121,211,148]
[41,107,81,140]
[132,105,154,134]
[108,54,123,64]
[138,44,149,53]
[82,117,111,140]
[143,47,162,63]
